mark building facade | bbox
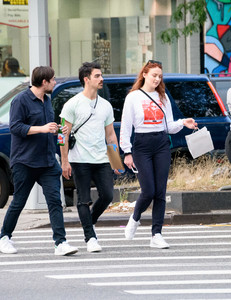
[0,0,230,78]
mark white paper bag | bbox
[185,127,214,159]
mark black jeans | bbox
[71,163,113,242]
[0,161,66,245]
[132,131,171,236]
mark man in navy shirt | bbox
[0,66,78,256]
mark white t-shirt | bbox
[60,92,114,163]
[120,89,184,153]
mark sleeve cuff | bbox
[21,125,31,137]
[180,119,185,126]
[124,152,132,157]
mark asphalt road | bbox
[1,224,231,300]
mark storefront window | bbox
[0,0,183,82]
[48,0,178,76]
[0,1,29,77]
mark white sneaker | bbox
[150,233,169,249]
[125,214,140,240]
[0,235,17,254]
[87,237,102,253]
[54,241,78,256]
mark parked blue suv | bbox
[0,74,230,207]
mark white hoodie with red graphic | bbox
[120,89,184,153]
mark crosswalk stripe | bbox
[13,224,231,235]
[46,270,231,280]
[3,242,231,250]
[2,244,231,253]
[124,289,231,295]
[1,255,231,266]
[11,229,231,239]
[4,262,231,273]
[1,247,231,260]
[10,234,231,244]
[89,279,231,286]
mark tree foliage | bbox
[158,0,207,44]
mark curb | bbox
[169,212,231,225]
[37,211,231,229]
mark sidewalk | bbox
[1,203,231,231]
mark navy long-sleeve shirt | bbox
[10,88,56,168]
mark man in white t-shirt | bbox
[60,62,120,253]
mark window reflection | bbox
[165,81,222,118]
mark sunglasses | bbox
[146,60,162,66]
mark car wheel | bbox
[0,168,10,208]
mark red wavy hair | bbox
[130,62,166,104]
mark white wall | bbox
[78,0,144,18]
[109,0,144,17]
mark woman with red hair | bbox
[120,61,197,249]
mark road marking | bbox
[1,255,231,266]
[13,224,230,234]
[89,279,231,286]
[46,270,231,280]
[4,262,231,273]
[10,234,231,244]
[124,288,231,295]
[1,246,231,258]
[11,229,231,239]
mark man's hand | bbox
[58,124,68,135]
[61,161,72,180]
[28,122,58,135]
[114,169,122,175]
[42,122,58,133]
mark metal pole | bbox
[28,0,49,78]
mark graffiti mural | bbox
[205,0,231,76]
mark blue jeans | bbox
[0,162,66,246]
[132,131,171,235]
[71,163,113,242]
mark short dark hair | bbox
[79,62,101,87]
[31,66,55,87]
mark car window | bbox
[52,82,132,123]
[0,95,15,123]
[52,86,83,123]
[101,83,132,121]
[210,78,231,111]
[0,84,28,124]
[165,81,223,117]
[0,77,28,98]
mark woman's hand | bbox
[183,118,198,130]
[124,154,136,169]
